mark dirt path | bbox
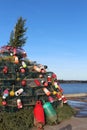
[31,116,87,130]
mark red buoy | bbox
[34,79,41,86]
[20,68,25,73]
[2,100,7,106]
[21,79,26,86]
[52,73,57,79]
[34,101,45,127]
[3,66,8,74]
[41,80,48,87]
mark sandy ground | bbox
[31,116,87,130]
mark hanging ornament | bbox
[22,51,26,58]
[13,48,17,55]
[17,99,23,109]
[2,100,7,106]
[16,77,20,81]
[33,65,41,72]
[34,79,41,86]
[40,68,46,73]
[53,81,63,92]
[47,75,52,85]
[56,92,62,101]
[15,88,24,96]
[9,85,15,97]
[52,73,57,79]
[62,95,67,103]
[48,96,54,103]
[2,89,9,99]
[53,81,59,88]
[41,80,48,87]
[39,74,43,78]
[3,66,8,74]
[39,64,46,73]
[42,87,51,96]
[14,55,19,64]
[53,91,57,95]
[21,79,27,86]
[20,68,26,73]
[21,61,27,68]
[10,90,15,97]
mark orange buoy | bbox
[42,88,51,96]
[33,65,41,72]
[14,55,19,64]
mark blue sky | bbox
[0,0,87,80]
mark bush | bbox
[56,103,76,122]
[0,107,34,130]
[0,104,75,129]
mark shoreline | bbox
[65,93,87,99]
[31,116,87,130]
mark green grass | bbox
[0,103,76,129]
[56,103,76,123]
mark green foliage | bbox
[8,17,27,47]
[56,103,76,123]
[0,104,75,129]
[9,31,14,47]
[0,107,34,130]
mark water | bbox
[67,99,87,117]
[60,83,87,94]
[60,83,87,117]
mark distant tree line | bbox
[58,80,87,83]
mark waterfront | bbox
[60,83,87,117]
[31,83,87,130]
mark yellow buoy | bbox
[53,91,57,95]
[10,90,15,96]
[16,77,20,81]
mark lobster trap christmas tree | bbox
[0,45,67,111]
[0,45,67,112]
